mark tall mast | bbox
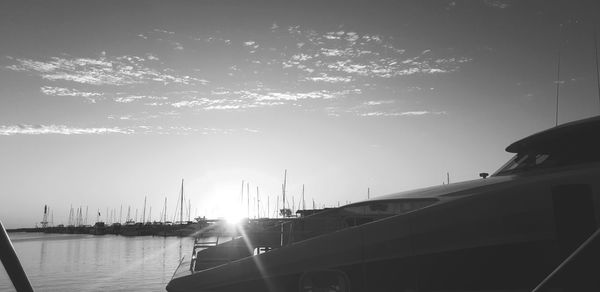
[41,205,48,228]
[247,182,250,218]
[180,179,184,224]
[302,185,305,211]
[188,199,191,222]
[143,196,147,224]
[164,197,167,223]
[240,180,244,207]
[119,205,122,223]
[256,186,260,219]
[282,170,287,217]
[368,187,370,199]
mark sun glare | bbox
[222,205,246,225]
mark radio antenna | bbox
[554,51,561,126]
[594,29,600,112]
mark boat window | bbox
[340,199,438,217]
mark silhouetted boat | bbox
[91,222,106,235]
[120,221,144,236]
[167,116,600,292]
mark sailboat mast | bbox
[247,182,250,219]
[302,184,305,211]
[282,170,287,217]
[180,179,184,224]
[142,196,147,224]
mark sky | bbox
[1,0,600,228]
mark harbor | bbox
[6,217,298,238]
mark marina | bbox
[2,1,600,291]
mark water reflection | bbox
[39,240,46,273]
[0,233,194,292]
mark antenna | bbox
[594,29,600,111]
[555,24,563,127]
[555,49,561,126]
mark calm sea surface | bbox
[1,232,195,292]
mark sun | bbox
[221,205,246,226]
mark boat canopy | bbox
[496,115,600,175]
[506,115,600,154]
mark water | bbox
[0,232,195,291]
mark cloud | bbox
[7,54,203,86]
[41,86,102,98]
[173,42,184,50]
[153,29,175,34]
[0,125,133,136]
[483,0,511,9]
[164,87,361,111]
[276,27,470,79]
[360,111,447,117]
[363,100,394,106]
[0,124,259,136]
[114,95,169,103]
[304,73,352,83]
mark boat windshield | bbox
[495,147,600,176]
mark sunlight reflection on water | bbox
[0,232,196,292]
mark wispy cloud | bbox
[273,26,471,81]
[153,28,175,35]
[40,86,103,103]
[0,125,133,136]
[363,100,394,106]
[360,111,447,117]
[483,0,511,9]
[7,54,203,86]
[304,73,352,83]
[165,88,361,111]
[114,95,169,104]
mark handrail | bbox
[0,220,34,292]
[531,227,600,292]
